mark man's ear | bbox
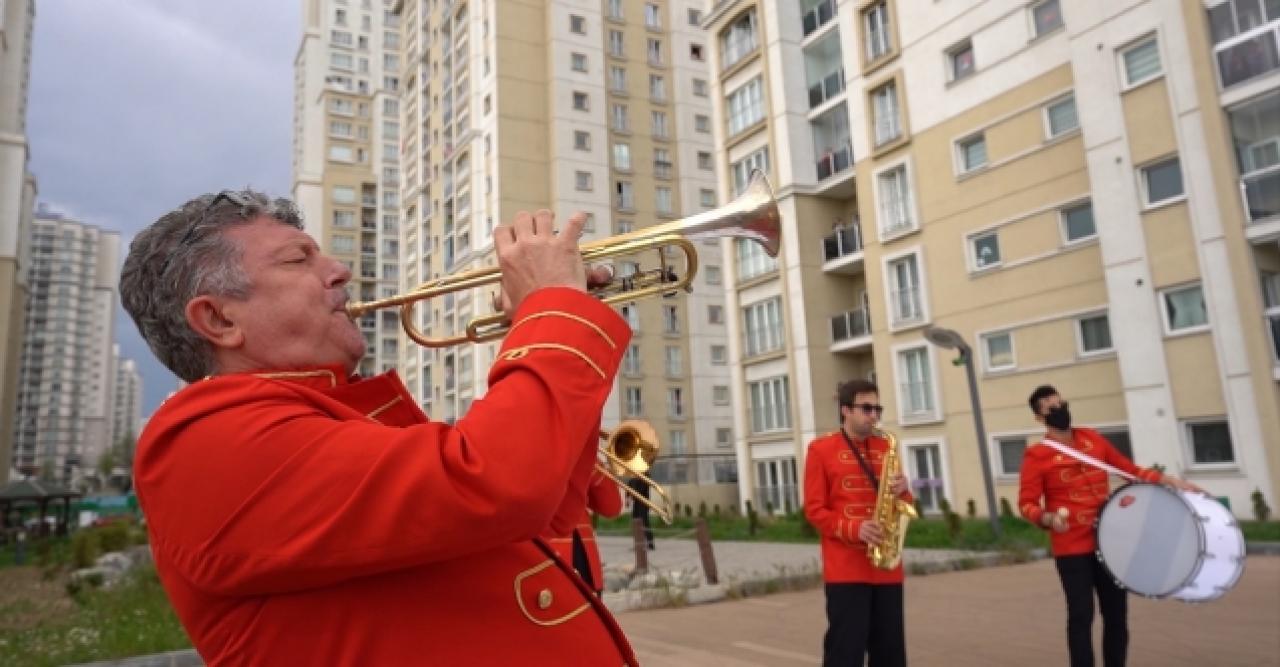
[185,295,245,350]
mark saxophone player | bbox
[804,379,913,667]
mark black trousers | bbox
[822,583,906,667]
[1054,554,1128,667]
[632,511,654,549]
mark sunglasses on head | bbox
[850,403,884,415]
[159,190,253,277]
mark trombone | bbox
[599,420,674,525]
[346,170,781,346]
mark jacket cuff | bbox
[497,287,632,380]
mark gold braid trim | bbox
[506,310,617,350]
[498,344,605,379]
[250,369,338,387]
[366,396,403,423]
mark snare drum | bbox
[1095,483,1244,602]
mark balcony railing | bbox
[830,307,871,343]
[1244,166,1280,222]
[801,0,836,36]
[816,142,853,180]
[1215,22,1280,89]
[1268,307,1280,362]
[822,223,863,261]
[808,68,845,108]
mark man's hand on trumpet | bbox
[492,209,614,317]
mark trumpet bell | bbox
[605,420,660,477]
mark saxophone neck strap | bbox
[840,428,880,489]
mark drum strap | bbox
[1042,437,1136,481]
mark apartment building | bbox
[395,0,736,508]
[110,345,143,449]
[293,0,405,379]
[12,209,120,486]
[0,0,38,485]
[704,0,1279,517]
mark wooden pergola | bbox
[0,479,82,537]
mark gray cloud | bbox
[28,0,299,415]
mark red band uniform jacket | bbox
[803,431,914,584]
[544,470,624,594]
[135,288,639,666]
[1018,427,1163,556]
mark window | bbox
[333,210,355,228]
[654,148,672,178]
[1142,158,1184,206]
[864,2,892,61]
[609,65,626,92]
[898,347,935,419]
[705,265,722,285]
[663,304,679,333]
[948,40,975,81]
[1061,203,1096,242]
[726,77,765,135]
[1122,37,1162,87]
[743,297,784,356]
[695,114,711,133]
[690,44,705,61]
[700,189,717,208]
[971,232,1001,269]
[574,130,591,151]
[570,14,586,34]
[333,185,357,203]
[616,181,634,209]
[571,52,588,72]
[708,304,724,324]
[612,104,629,131]
[665,346,682,376]
[1046,95,1078,137]
[958,134,988,173]
[887,254,923,324]
[732,148,769,196]
[613,143,631,170]
[609,0,623,20]
[655,187,673,215]
[668,388,685,419]
[871,81,901,146]
[983,332,1015,371]
[332,235,355,253]
[330,98,354,115]
[575,171,593,191]
[645,3,661,28]
[713,386,730,405]
[609,30,625,57]
[331,30,353,46]
[692,78,708,96]
[651,111,669,138]
[1162,284,1209,333]
[1185,420,1235,466]
[1031,0,1063,37]
[1098,427,1134,460]
[877,164,914,235]
[711,344,728,364]
[721,10,759,69]
[1078,313,1113,354]
[996,435,1029,476]
[625,387,643,415]
[748,376,791,433]
[649,74,666,101]
[329,145,355,162]
[737,236,777,279]
[688,8,702,25]
[573,91,590,111]
[620,304,641,330]
[1229,92,1280,222]
[697,151,713,170]
[623,344,641,375]
[647,38,663,65]
[329,120,354,137]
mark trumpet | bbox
[599,420,674,525]
[346,170,781,347]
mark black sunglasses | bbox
[851,403,884,415]
[159,191,252,278]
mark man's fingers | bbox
[532,209,554,236]
[586,264,614,289]
[512,210,535,240]
[559,211,588,243]
[493,224,515,253]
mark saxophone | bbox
[867,427,918,570]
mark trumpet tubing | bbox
[346,170,780,348]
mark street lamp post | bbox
[923,326,1002,539]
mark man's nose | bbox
[325,255,352,288]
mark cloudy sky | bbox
[29,1,300,415]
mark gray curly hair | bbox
[120,190,304,382]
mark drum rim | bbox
[1172,491,1247,602]
[1094,482,1203,599]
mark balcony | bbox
[816,142,853,180]
[822,223,864,274]
[830,307,871,352]
[1244,167,1280,243]
[801,0,836,37]
[808,68,845,109]
[1214,22,1280,90]
[1268,307,1280,377]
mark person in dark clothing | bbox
[627,477,654,550]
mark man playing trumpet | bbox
[121,191,637,666]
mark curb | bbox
[1246,541,1280,556]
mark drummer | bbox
[1018,384,1201,667]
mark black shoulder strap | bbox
[839,429,879,488]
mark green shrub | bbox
[966,499,976,518]
[1252,488,1271,523]
[698,501,708,518]
[97,524,130,554]
[71,531,102,569]
[999,497,1014,518]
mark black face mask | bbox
[1044,404,1072,431]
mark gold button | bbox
[537,589,553,609]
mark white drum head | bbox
[1172,491,1245,602]
[1096,484,1201,598]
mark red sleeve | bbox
[137,287,630,598]
[1018,447,1046,526]
[803,441,858,543]
[1094,429,1162,483]
[586,469,624,519]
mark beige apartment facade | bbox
[705,0,1280,517]
[294,0,405,379]
[0,0,37,484]
[395,0,738,509]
